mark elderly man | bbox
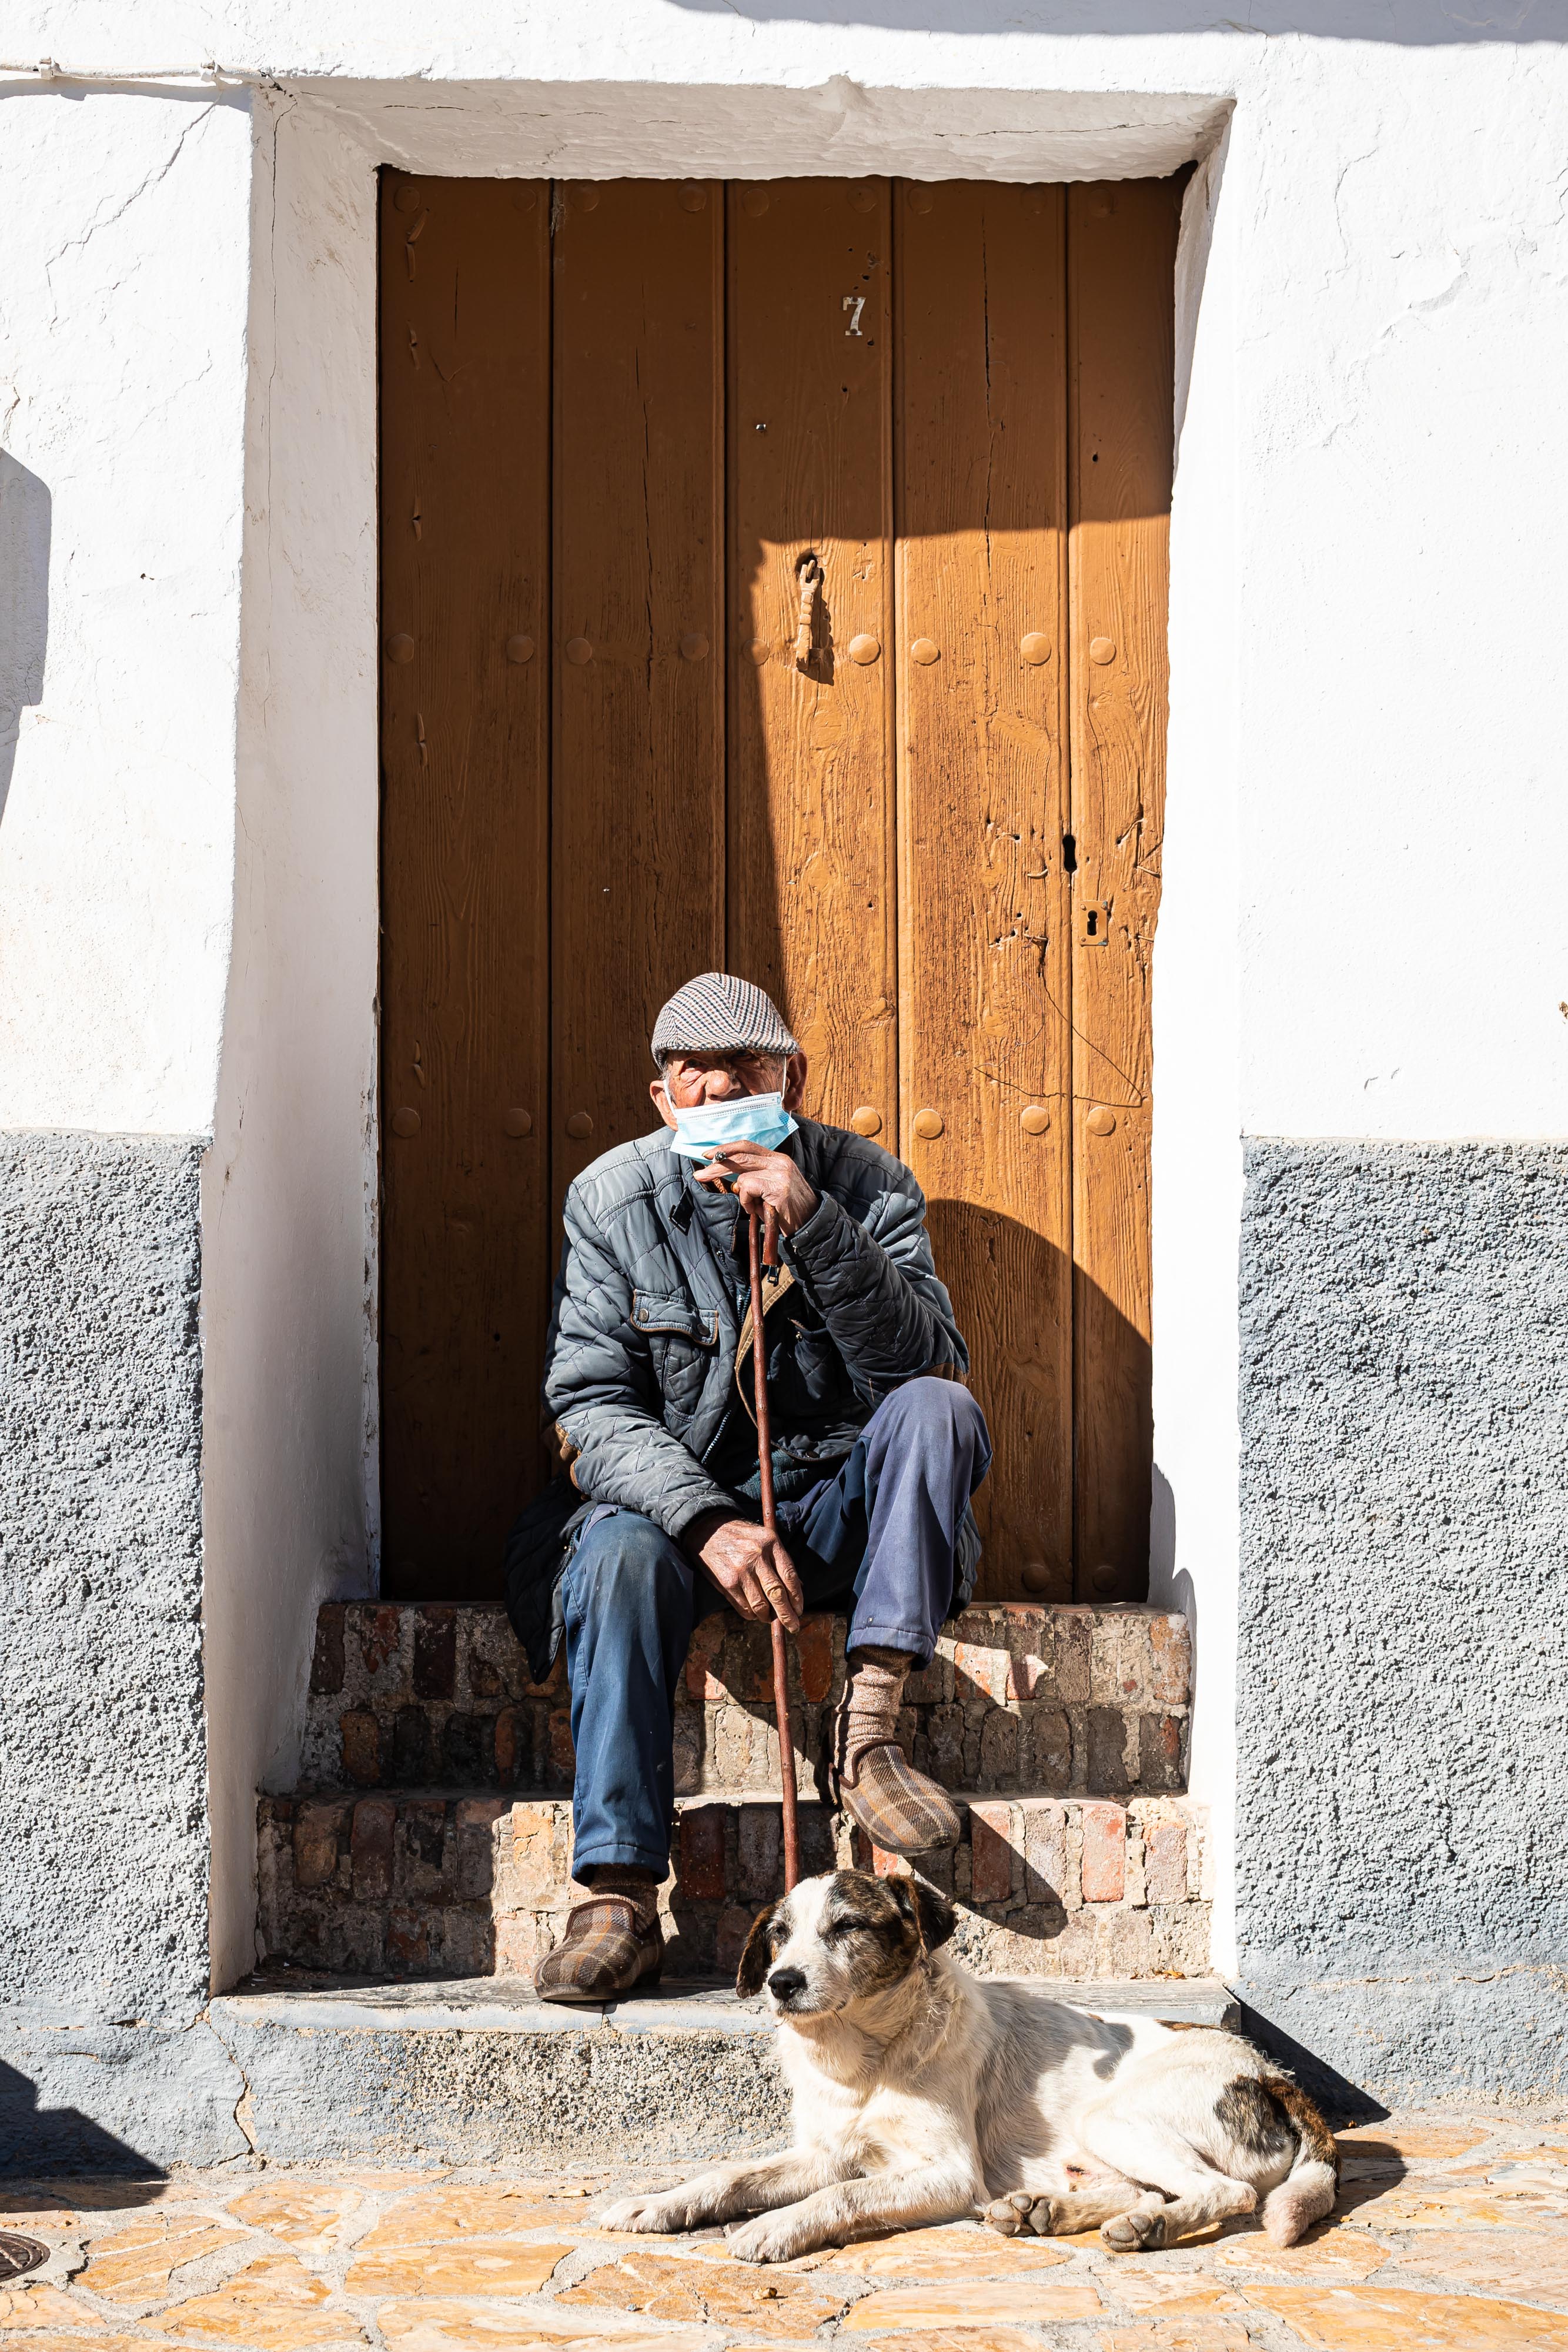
[505,973,991,2002]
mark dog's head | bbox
[735,1869,957,2017]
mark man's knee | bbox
[567,1512,690,1621]
[871,1377,990,1456]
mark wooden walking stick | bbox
[748,1200,803,1892]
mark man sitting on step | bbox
[504,971,991,2003]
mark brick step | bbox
[258,1787,1211,1987]
[303,1600,1191,1802]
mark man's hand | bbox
[693,1140,818,1235]
[683,1511,804,1630]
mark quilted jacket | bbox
[503,1118,972,1678]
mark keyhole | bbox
[1086,908,1098,938]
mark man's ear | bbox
[781,1051,808,1114]
[909,1875,957,1952]
[650,1077,677,1130]
[735,1900,780,1998]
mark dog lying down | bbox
[599,1868,1338,2267]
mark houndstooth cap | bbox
[650,973,799,1067]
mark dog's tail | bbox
[1259,2075,1340,2246]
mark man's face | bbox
[650,1050,808,1127]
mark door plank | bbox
[727,179,897,1131]
[551,180,726,1208]
[1066,177,1179,1600]
[379,174,551,1601]
[896,182,1072,1602]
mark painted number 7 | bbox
[842,295,865,336]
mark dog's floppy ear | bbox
[884,1870,956,1953]
[735,1899,780,1998]
[909,1875,957,1952]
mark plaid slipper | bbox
[817,1646,963,1857]
[818,1736,962,1857]
[535,1895,663,2004]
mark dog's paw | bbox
[724,2214,800,2265]
[984,2193,1059,2239]
[597,2195,685,2235]
[982,2183,1053,2239]
[1101,2206,1166,2253]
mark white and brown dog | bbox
[600,1867,1338,2266]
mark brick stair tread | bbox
[259,1786,1210,1986]
[273,1784,1181,1810]
[303,1598,1192,1803]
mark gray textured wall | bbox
[0,1131,209,2034]
[1236,1140,1568,2107]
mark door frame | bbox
[211,81,1238,1987]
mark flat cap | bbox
[651,971,799,1065]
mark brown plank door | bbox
[377,171,1178,1605]
[551,179,726,1212]
[726,178,898,1137]
[1067,179,1179,1600]
[378,176,551,1603]
[896,182,1073,1603]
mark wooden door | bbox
[550,179,726,1213]
[378,178,551,1604]
[726,181,898,1134]
[897,183,1074,1598]
[1068,182,1176,1596]
[378,172,1178,1605]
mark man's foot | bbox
[819,1646,962,1857]
[535,1892,663,2004]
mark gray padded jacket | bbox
[546,1117,968,1532]
[503,1120,972,1678]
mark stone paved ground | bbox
[5,2113,1568,2350]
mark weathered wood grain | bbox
[896,181,1073,1602]
[376,173,1177,1606]
[551,178,725,1210]
[379,175,551,1601]
[727,178,897,1132]
[1066,177,1179,1599]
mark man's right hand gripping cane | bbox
[682,1142,813,1630]
[681,1511,804,1629]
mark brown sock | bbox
[827,1647,960,1856]
[839,1646,912,1786]
[580,1865,659,1924]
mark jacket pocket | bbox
[631,1292,721,1346]
[633,1292,721,1429]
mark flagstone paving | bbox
[5,2110,1568,2350]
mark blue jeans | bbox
[560,1378,991,1877]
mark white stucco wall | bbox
[5,4,1567,1996]
[0,84,251,1133]
[199,92,382,1990]
[0,75,383,1992]
[1151,128,1242,1966]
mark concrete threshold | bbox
[215,1972,1239,2032]
[205,1975,1238,2168]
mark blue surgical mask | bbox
[668,1090,799,1161]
